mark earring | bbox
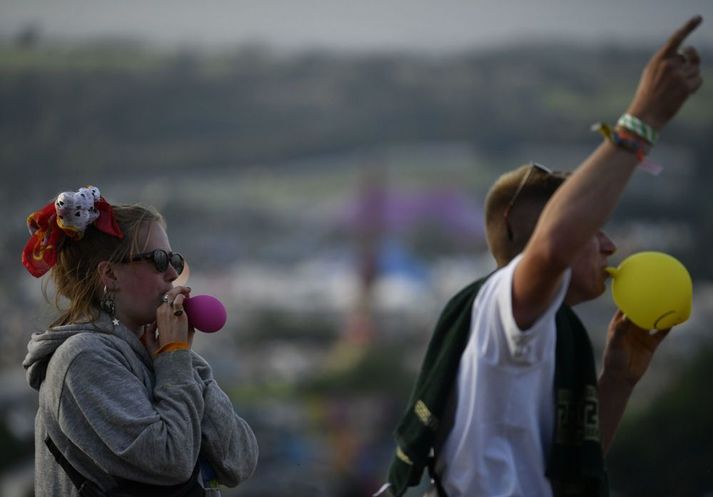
[100,285,119,326]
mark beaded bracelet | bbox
[617,113,658,145]
[156,341,190,355]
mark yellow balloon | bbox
[606,251,692,330]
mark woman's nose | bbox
[165,265,179,282]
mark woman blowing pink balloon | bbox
[21,186,258,497]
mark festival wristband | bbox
[156,341,190,355]
[616,113,658,144]
[591,122,652,162]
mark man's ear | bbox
[97,261,118,288]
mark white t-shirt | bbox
[434,254,571,497]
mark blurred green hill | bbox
[607,345,713,496]
[2,41,711,177]
[2,41,712,276]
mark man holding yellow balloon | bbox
[386,16,703,497]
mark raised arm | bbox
[512,16,703,329]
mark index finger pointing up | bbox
[657,16,703,58]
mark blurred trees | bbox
[2,43,710,188]
[0,418,32,471]
[3,41,712,278]
[607,345,713,496]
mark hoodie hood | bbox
[23,313,147,390]
[24,326,86,391]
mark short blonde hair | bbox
[48,204,164,327]
[484,164,568,267]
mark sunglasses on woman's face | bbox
[123,249,185,275]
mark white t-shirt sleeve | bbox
[472,253,571,366]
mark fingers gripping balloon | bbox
[184,295,227,333]
[606,252,692,330]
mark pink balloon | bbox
[184,295,227,333]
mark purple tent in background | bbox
[340,184,486,244]
[336,182,487,285]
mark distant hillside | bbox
[2,42,711,181]
[2,41,712,277]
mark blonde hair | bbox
[47,204,164,327]
[484,164,568,267]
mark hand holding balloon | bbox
[183,295,227,333]
[606,251,692,330]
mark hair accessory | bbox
[55,186,102,236]
[22,186,124,277]
[616,113,658,145]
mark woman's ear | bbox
[97,261,118,288]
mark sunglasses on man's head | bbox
[503,162,553,242]
[123,249,185,275]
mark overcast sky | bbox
[1,0,712,53]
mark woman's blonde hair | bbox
[47,204,164,327]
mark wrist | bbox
[155,341,190,357]
[624,108,665,132]
[617,114,658,144]
[599,367,638,393]
[591,122,652,162]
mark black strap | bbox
[426,456,448,497]
[110,464,204,497]
[45,435,204,497]
[45,436,105,496]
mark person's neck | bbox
[564,290,585,307]
[114,312,143,337]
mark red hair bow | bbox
[22,194,124,277]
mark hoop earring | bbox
[100,285,119,326]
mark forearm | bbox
[200,383,259,486]
[513,141,640,327]
[526,15,702,271]
[528,140,639,268]
[62,349,204,484]
[598,309,670,454]
[190,352,258,486]
[597,370,636,454]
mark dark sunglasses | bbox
[123,249,185,275]
[503,162,553,242]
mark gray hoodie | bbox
[23,312,258,497]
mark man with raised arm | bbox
[386,16,703,497]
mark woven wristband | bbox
[617,114,658,144]
[591,122,650,161]
[611,129,650,161]
[156,341,190,355]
